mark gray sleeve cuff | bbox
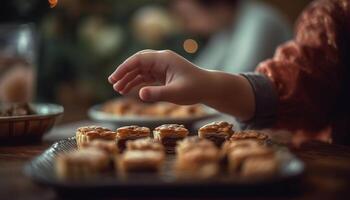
[239,72,278,129]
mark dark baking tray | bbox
[24,137,305,197]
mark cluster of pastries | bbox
[102,98,205,118]
[223,130,278,177]
[117,138,165,176]
[175,137,220,179]
[55,147,110,180]
[56,124,186,179]
[56,122,280,180]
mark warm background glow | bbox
[0,0,311,123]
[183,39,198,54]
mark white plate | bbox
[88,104,219,128]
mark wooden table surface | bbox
[1,139,350,199]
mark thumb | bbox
[139,85,177,102]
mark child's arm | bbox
[108,50,255,121]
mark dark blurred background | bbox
[0,0,312,122]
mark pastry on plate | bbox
[175,147,220,179]
[126,138,164,152]
[241,156,279,178]
[153,124,189,153]
[198,121,234,147]
[144,102,178,116]
[176,136,216,156]
[169,104,205,118]
[55,148,109,179]
[116,150,165,176]
[102,98,142,116]
[116,125,151,151]
[81,139,119,157]
[76,126,117,148]
[230,130,268,141]
[227,146,274,174]
[101,98,207,118]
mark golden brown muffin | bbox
[198,121,234,147]
[126,138,164,152]
[116,125,151,151]
[81,139,119,157]
[76,126,117,148]
[55,148,110,180]
[116,150,165,176]
[175,147,220,179]
[153,124,189,153]
[230,130,268,141]
[241,156,279,178]
[176,136,216,156]
[227,146,274,174]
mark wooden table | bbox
[1,139,350,199]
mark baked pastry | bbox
[176,136,216,156]
[76,126,117,148]
[198,121,234,147]
[241,156,278,178]
[169,104,204,118]
[102,98,143,116]
[145,102,178,116]
[102,97,206,118]
[177,145,219,163]
[175,147,220,179]
[55,148,109,179]
[126,138,164,152]
[81,139,119,157]
[116,125,151,151]
[227,146,274,174]
[117,150,165,176]
[176,162,219,180]
[221,139,263,159]
[230,130,268,141]
[153,124,189,153]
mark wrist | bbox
[200,70,227,105]
[201,70,255,121]
[196,69,215,104]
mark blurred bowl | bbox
[88,104,218,130]
[0,103,63,144]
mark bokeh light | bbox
[183,39,198,54]
[48,0,58,8]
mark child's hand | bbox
[108,50,209,104]
[108,49,255,120]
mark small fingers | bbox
[120,76,145,94]
[108,50,157,84]
[113,69,140,92]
